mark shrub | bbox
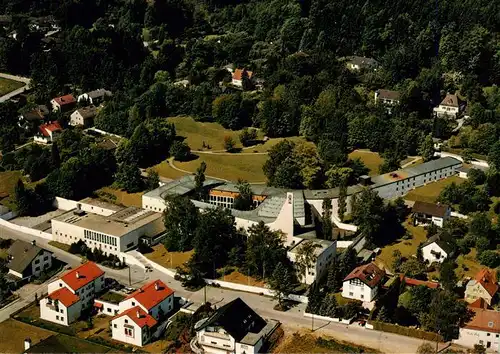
[370,320,442,342]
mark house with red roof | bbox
[111,280,175,346]
[465,269,498,306]
[453,303,500,351]
[40,262,105,326]
[50,94,76,112]
[342,262,385,302]
[34,121,62,144]
[232,68,253,88]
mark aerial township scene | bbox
[0,0,499,353]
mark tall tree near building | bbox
[295,240,320,284]
[322,198,333,239]
[163,195,199,252]
[338,184,347,221]
[351,188,385,246]
[233,179,253,211]
[194,161,207,200]
[51,142,61,168]
[115,162,143,192]
[269,262,294,310]
[419,134,435,162]
[145,169,160,191]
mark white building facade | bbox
[421,241,449,264]
[342,263,385,302]
[453,307,499,352]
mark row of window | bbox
[56,315,65,322]
[84,229,117,246]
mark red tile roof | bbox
[400,275,440,289]
[125,280,174,311]
[233,68,253,81]
[39,122,62,137]
[60,262,104,291]
[439,94,459,107]
[48,287,80,307]
[113,306,157,328]
[464,307,500,333]
[469,298,488,309]
[344,262,385,288]
[474,269,498,297]
[52,94,76,106]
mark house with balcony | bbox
[412,201,451,227]
[194,298,279,354]
[342,263,385,302]
[111,280,175,347]
[420,235,453,264]
[6,240,52,280]
[40,262,105,326]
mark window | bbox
[60,309,63,313]
[107,308,111,313]
[125,328,134,337]
[61,317,64,321]
[360,295,364,299]
[113,324,117,328]
[132,302,135,306]
[34,259,40,264]
[349,292,353,296]
[56,316,59,320]
[35,266,40,271]
[124,319,128,324]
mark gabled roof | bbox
[377,89,400,101]
[464,307,500,333]
[60,262,104,291]
[195,298,267,342]
[345,56,379,67]
[125,280,174,310]
[7,240,49,275]
[112,306,157,328]
[474,269,498,297]
[413,201,450,218]
[86,89,112,99]
[400,275,440,289]
[233,68,253,81]
[48,287,80,307]
[52,94,76,106]
[39,122,62,137]
[469,298,488,309]
[344,262,385,288]
[421,235,454,255]
[74,106,97,119]
[439,94,459,107]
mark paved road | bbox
[0,225,442,352]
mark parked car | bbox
[124,287,136,294]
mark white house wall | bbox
[31,250,52,277]
[422,243,448,264]
[454,328,499,352]
[342,280,377,302]
[111,315,145,347]
[39,298,81,326]
[197,328,236,354]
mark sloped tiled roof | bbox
[474,269,498,297]
[60,262,104,291]
[464,307,500,333]
[48,287,80,307]
[52,94,76,106]
[439,94,459,107]
[233,68,253,81]
[125,280,174,311]
[377,89,400,101]
[39,122,62,137]
[113,306,157,328]
[7,240,49,275]
[421,235,454,255]
[412,201,449,218]
[344,262,385,288]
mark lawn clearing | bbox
[0,170,22,209]
[274,332,379,353]
[0,319,54,353]
[173,153,268,182]
[96,187,143,207]
[27,333,111,353]
[348,150,384,176]
[404,176,465,203]
[153,160,188,180]
[250,136,311,153]
[49,240,71,253]
[143,244,193,270]
[218,270,266,287]
[455,248,492,279]
[0,77,25,96]
[375,221,427,272]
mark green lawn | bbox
[0,170,23,209]
[27,333,111,353]
[348,150,384,176]
[99,290,126,304]
[96,187,144,207]
[404,176,465,203]
[455,248,493,279]
[375,221,427,272]
[0,77,25,96]
[153,160,189,179]
[48,241,71,253]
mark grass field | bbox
[0,77,25,96]
[0,170,22,208]
[143,244,193,270]
[218,270,266,287]
[455,248,490,279]
[0,319,54,353]
[375,221,427,272]
[153,160,189,179]
[26,333,111,353]
[348,150,384,176]
[49,240,72,253]
[275,332,379,353]
[404,176,465,203]
[96,187,143,207]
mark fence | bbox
[0,218,52,240]
[303,312,354,324]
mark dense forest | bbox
[2,0,500,192]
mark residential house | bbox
[412,201,451,227]
[40,262,105,326]
[465,269,498,306]
[342,262,385,302]
[35,121,62,144]
[420,235,453,264]
[344,56,379,71]
[232,68,253,88]
[111,280,175,347]
[374,89,400,106]
[194,298,279,354]
[50,94,76,112]
[77,89,112,105]
[453,302,499,352]
[69,106,97,127]
[18,105,49,131]
[287,238,336,285]
[6,240,52,280]
[433,94,461,118]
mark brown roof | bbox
[39,122,62,137]
[399,275,440,289]
[412,201,449,218]
[344,262,385,288]
[439,94,459,107]
[75,106,97,119]
[233,68,253,81]
[474,269,498,297]
[52,94,76,106]
[469,298,488,309]
[464,307,500,333]
[377,89,400,101]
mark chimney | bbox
[136,310,140,318]
[24,338,31,351]
[76,271,80,279]
[31,240,36,246]
[154,282,159,291]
